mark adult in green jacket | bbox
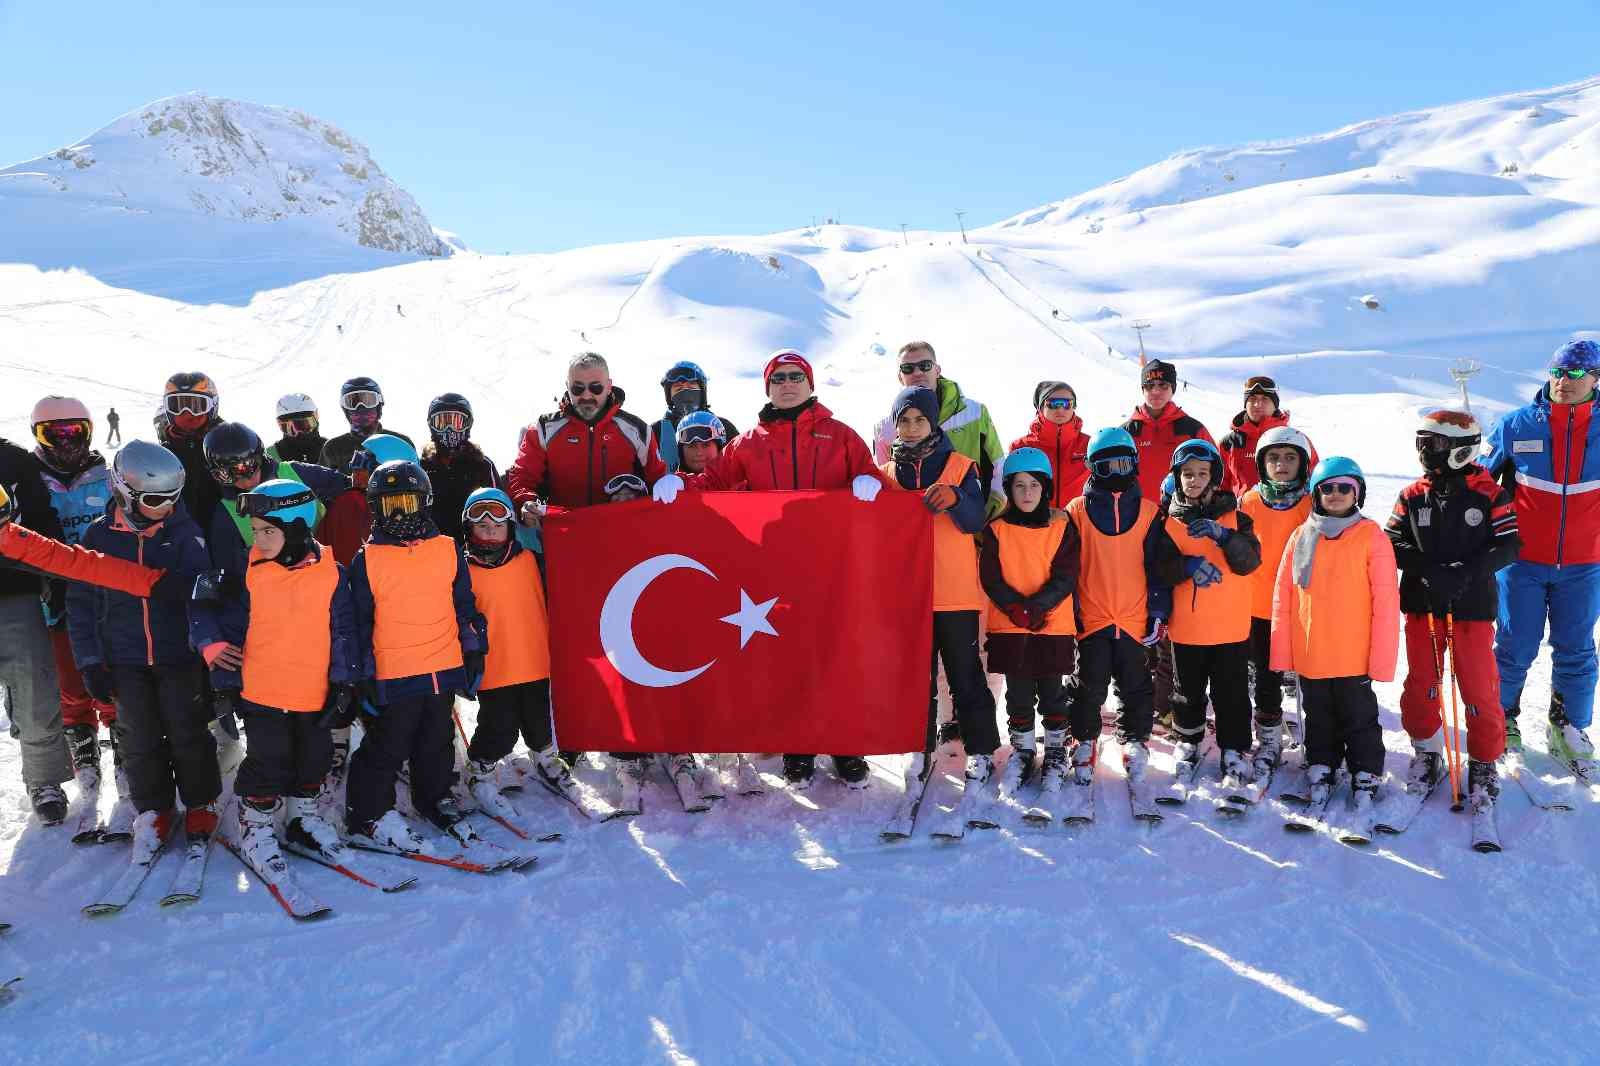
[872,341,1006,516]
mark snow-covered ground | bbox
[2,76,1600,1063]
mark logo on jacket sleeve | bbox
[1416,508,1432,527]
[1465,508,1483,527]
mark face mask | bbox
[669,388,706,418]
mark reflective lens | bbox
[463,498,512,523]
[135,489,181,509]
[278,415,317,437]
[898,359,936,375]
[676,423,723,445]
[35,419,92,447]
[1317,482,1356,496]
[1092,456,1136,477]
[430,410,469,433]
[166,393,216,417]
[1550,367,1591,380]
[663,366,701,384]
[568,382,607,397]
[1043,398,1074,410]
[211,458,259,484]
[768,371,808,385]
[340,389,383,411]
[377,492,422,517]
[604,473,647,497]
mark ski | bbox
[82,832,172,916]
[218,826,332,921]
[347,834,506,874]
[930,772,998,841]
[662,757,710,814]
[158,830,215,907]
[1471,795,1502,853]
[522,759,623,821]
[1500,753,1575,812]
[69,769,103,845]
[283,840,418,892]
[1282,770,1348,833]
[614,766,644,818]
[880,758,936,842]
[1278,766,1314,805]
[1060,773,1095,825]
[1335,788,1379,846]
[1158,742,1207,806]
[1375,770,1444,834]
[443,815,538,871]
[697,756,726,801]
[730,754,767,796]
[1022,752,1066,825]
[100,795,135,843]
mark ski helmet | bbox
[661,361,709,413]
[339,376,384,432]
[1415,407,1482,474]
[237,478,319,533]
[675,409,727,447]
[427,392,474,451]
[202,422,265,486]
[1086,426,1138,480]
[350,433,418,472]
[275,393,318,419]
[1309,456,1366,510]
[1254,425,1313,486]
[366,460,433,540]
[110,440,185,525]
[1170,438,1223,493]
[462,486,515,526]
[30,395,94,468]
[1002,447,1052,481]
[162,372,220,438]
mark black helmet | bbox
[202,422,265,485]
[340,376,384,430]
[427,392,473,451]
[366,459,434,540]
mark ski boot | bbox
[317,727,352,811]
[356,809,431,855]
[965,753,993,785]
[65,723,101,785]
[131,809,174,864]
[1305,764,1334,806]
[531,745,575,793]
[1503,701,1522,754]
[1219,748,1250,790]
[184,801,219,839]
[1252,722,1283,775]
[936,719,962,750]
[1403,740,1445,796]
[238,798,287,866]
[782,754,816,791]
[1468,759,1499,807]
[465,758,518,820]
[1068,738,1096,787]
[1173,736,1202,773]
[1038,729,1069,795]
[833,755,870,790]
[1123,738,1150,782]
[1548,695,1596,775]
[1350,770,1379,815]
[28,784,67,826]
[1001,728,1035,791]
[283,795,344,855]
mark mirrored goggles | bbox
[663,366,702,385]
[34,419,92,447]
[165,393,216,417]
[376,492,423,517]
[340,390,383,411]
[676,423,724,446]
[463,498,513,524]
[430,410,469,433]
[1042,397,1074,410]
[133,488,181,509]
[1092,456,1136,477]
[278,415,317,437]
[604,474,647,497]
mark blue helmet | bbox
[661,360,708,407]
[1551,339,1600,373]
[675,409,727,446]
[1309,456,1366,508]
[1002,447,1052,480]
[237,478,319,531]
[1170,438,1223,491]
[351,432,419,474]
[462,486,515,526]
[1087,426,1137,463]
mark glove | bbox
[211,688,240,739]
[317,683,358,729]
[1186,518,1229,544]
[651,474,685,504]
[459,650,486,697]
[82,663,115,704]
[201,642,245,671]
[1422,563,1468,607]
[1140,618,1168,647]
[42,579,67,629]
[922,484,958,513]
[851,475,883,502]
[1221,430,1247,451]
[358,679,383,716]
[1003,603,1032,629]
[519,499,546,527]
[1185,557,1224,588]
[1025,604,1050,632]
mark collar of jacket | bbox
[367,526,442,548]
[893,432,952,489]
[1230,408,1289,433]
[1000,500,1053,528]
[1169,488,1237,523]
[32,448,106,485]
[1131,401,1185,426]
[1082,480,1143,534]
[1026,413,1083,447]
[466,536,521,569]
[759,396,822,426]
[560,385,627,427]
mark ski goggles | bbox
[165,392,216,417]
[676,422,725,446]
[604,474,647,497]
[568,381,607,397]
[1091,455,1136,477]
[1316,479,1358,497]
[277,415,317,437]
[662,366,703,385]
[429,410,470,433]
[34,419,92,447]
[340,389,383,411]
[237,487,317,518]
[132,488,181,509]
[898,359,935,375]
[375,492,424,517]
[463,498,513,524]
[1549,366,1594,380]
[1041,397,1074,410]
[210,457,261,484]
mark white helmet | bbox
[1254,425,1313,485]
[275,393,318,419]
[1416,407,1481,472]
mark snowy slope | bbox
[1,79,1600,1063]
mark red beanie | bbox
[764,349,814,388]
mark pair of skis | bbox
[81,821,219,917]
[68,767,135,846]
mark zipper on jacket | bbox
[1556,406,1573,568]
[138,535,154,666]
[790,423,800,489]
[586,424,596,506]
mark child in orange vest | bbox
[884,387,997,787]
[189,480,360,868]
[1237,425,1316,775]
[980,447,1079,796]
[345,460,486,854]
[1271,457,1400,818]
[1162,440,1262,787]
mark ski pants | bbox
[1004,674,1071,734]
[234,700,334,799]
[1495,560,1600,729]
[927,611,999,755]
[345,692,455,831]
[1069,627,1153,745]
[1401,614,1504,763]
[469,679,553,764]
[1173,639,1253,753]
[1247,616,1285,727]
[111,662,219,814]
[0,592,70,789]
[50,628,116,729]
[1299,675,1384,777]
[1145,632,1174,717]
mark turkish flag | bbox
[544,491,934,754]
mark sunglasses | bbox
[1092,456,1136,476]
[35,419,91,446]
[899,359,935,375]
[237,487,316,518]
[604,473,648,497]
[464,498,513,523]
[1317,482,1357,496]
[768,371,808,385]
[569,381,607,397]
[1043,397,1074,410]
[133,489,181,509]
[340,390,383,411]
[165,393,215,417]
[277,415,317,437]
[676,423,724,445]
[1550,367,1592,380]
[430,410,470,432]
[376,492,423,517]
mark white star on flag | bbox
[719,589,779,649]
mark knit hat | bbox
[891,386,940,428]
[1141,360,1177,388]
[1033,380,1075,409]
[763,349,814,388]
[1243,375,1281,410]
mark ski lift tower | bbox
[1133,321,1153,367]
[1449,358,1482,412]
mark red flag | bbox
[545,491,933,754]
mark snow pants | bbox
[927,611,999,755]
[1005,675,1071,734]
[111,662,219,814]
[1247,616,1285,727]
[1496,560,1600,729]
[1401,614,1504,763]
[1173,639,1253,753]
[0,592,70,789]
[1300,675,1384,777]
[345,692,455,831]
[1070,628,1153,745]
[469,680,553,764]
[234,700,334,799]
[1145,632,1174,717]
[50,628,116,729]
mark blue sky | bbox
[2,2,1597,252]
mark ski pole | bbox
[1444,611,1466,811]
[1427,612,1461,806]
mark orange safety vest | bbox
[1067,494,1158,639]
[983,518,1076,636]
[1166,511,1252,645]
[1239,488,1312,620]
[469,549,552,689]
[1278,519,1385,680]
[879,454,984,612]
[364,536,465,681]
[241,545,339,712]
